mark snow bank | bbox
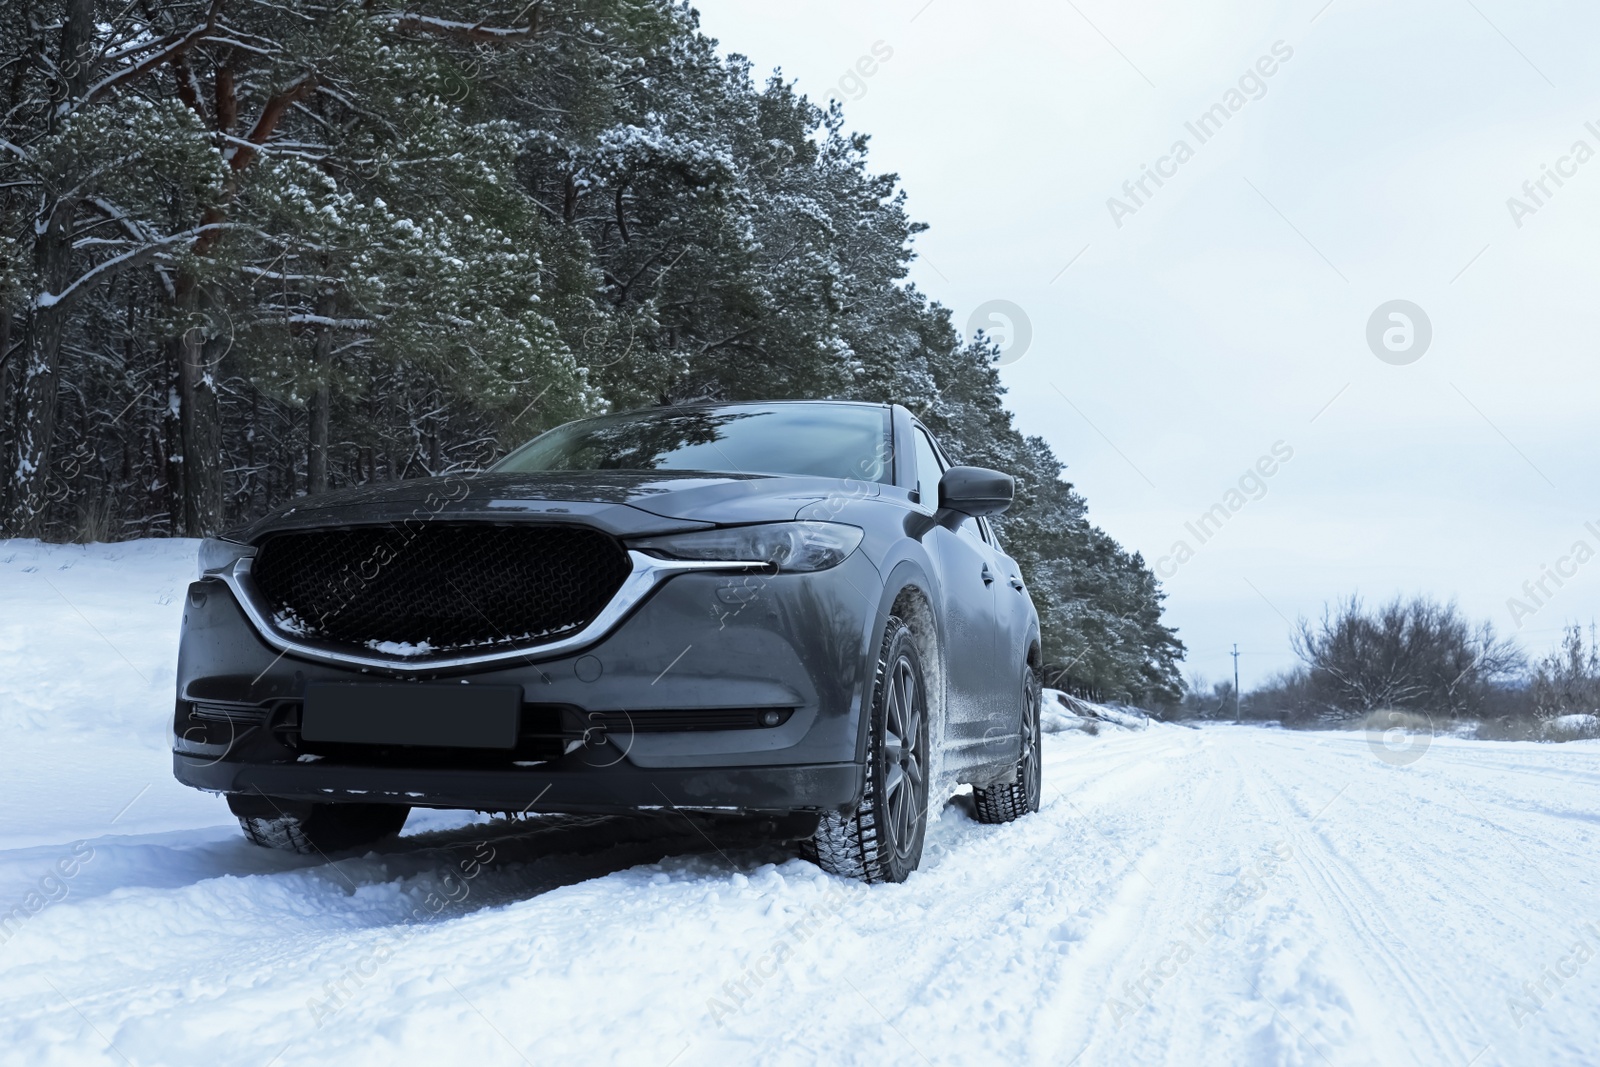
[3,541,1600,1065]
[0,537,197,736]
[0,538,224,845]
[1546,713,1600,739]
[1040,689,1158,735]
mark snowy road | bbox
[2,541,1598,1066]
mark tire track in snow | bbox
[679,729,1206,1066]
[1027,739,1238,1065]
[0,815,756,1066]
[3,725,1596,1066]
[1301,736,1600,870]
[1245,732,1600,1066]
[1240,744,1486,1066]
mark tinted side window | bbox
[912,428,944,507]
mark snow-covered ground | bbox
[2,539,1598,1066]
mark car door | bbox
[909,425,1002,747]
[982,517,1032,689]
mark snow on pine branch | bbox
[32,223,243,311]
[384,12,540,44]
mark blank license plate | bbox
[301,683,522,749]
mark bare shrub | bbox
[1542,715,1600,741]
[1176,674,1238,721]
[1243,668,1327,727]
[1292,595,1523,719]
[1529,625,1600,722]
[1472,715,1600,743]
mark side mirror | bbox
[937,466,1013,525]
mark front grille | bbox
[250,523,632,657]
[189,701,271,724]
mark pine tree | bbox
[0,0,1186,705]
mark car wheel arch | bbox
[1020,633,1044,726]
[853,562,948,787]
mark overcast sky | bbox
[692,0,1600,691]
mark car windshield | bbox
[493,403,893,481]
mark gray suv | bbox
[174,401,1042,883]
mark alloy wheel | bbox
[1021,676,1041,810]
[881,652,926,858]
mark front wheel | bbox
[804,618,931,883]
[973,664,1042,824]
[229,795,410,854]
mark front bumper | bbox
[173,551,882,815]
[174,755,863,815]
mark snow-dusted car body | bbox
[173,401,1041,879]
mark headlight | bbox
[629,522,864,573]
[197,537,256,579]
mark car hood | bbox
[231,470,880,542]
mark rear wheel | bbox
[804,618,931,884]
[973,664,1042,824]
[228,795,410,855]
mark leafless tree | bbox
[1293,596,1523,718]
[1530,624,1600,721]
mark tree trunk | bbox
[4,0,95,537]
[9,201,78,536]
[160,379,183,534]
[170,283,225,536]
[0,308,12,524]
[306,290,337,495]
[181,331,225,536]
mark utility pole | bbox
[1232,644,1241,725]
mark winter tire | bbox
[804,618,931,884]
[973,663,1042,824]
[230,796,410,855]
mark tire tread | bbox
[805,617,913,884]
[236,803,409,854]
[972,667,1041,825]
